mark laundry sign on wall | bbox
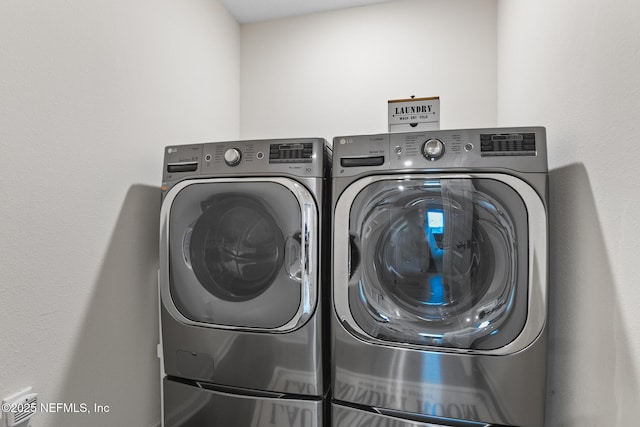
[388,96,440,133]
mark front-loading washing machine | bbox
[159,138,330,426]
[331,128,548,427]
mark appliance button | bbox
[422,138,445,160]
[224,148,242,166]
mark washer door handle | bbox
[284,232,303,281]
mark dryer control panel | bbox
[333,127,547,177]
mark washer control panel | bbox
[162,138,326,186]
[334,127,547,176]
[389,132,467,169]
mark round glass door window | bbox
[168,181,308,329]
[347,178,528,349]
[189,194,284,302]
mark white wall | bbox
[242,0,640,425]
[498,0,640,425]
[240,0,498,140]
[4,0,637,425]
[0,0,239,425]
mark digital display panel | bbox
[269,142,313,163]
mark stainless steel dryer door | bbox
[161,178,318,332]
[334,174,547,352]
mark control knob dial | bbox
[224,148,242,166]
[422,138,445,161]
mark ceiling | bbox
[220,0,397,24]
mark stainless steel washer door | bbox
[161,178,318,332]
[334,174,547,353]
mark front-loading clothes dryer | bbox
[159,138,330,427]
[331,128,548,427]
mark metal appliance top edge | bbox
[332,126,547,177]
[162,137,328,192]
